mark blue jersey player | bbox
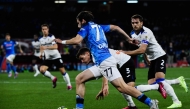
[1,33,23,78]
[55,11,159,109]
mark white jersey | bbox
[109,49,131,68]
[39,34,61,60]
[31,40,41,57]
[131,26,166,61]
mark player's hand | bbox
[20,49,23,54]
[54,38,62,44]
[39,54,42,59]
[127,37,133,44]
[102,84,109,96]
[96,90,104,100]
[132,39,141,46]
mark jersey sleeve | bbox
[100,25,110,33]
[51,35,57,45]
[140,31,152,45]
[77,26,88,38]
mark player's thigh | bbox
[148,60,156,81]
[6,54,16,63]
[155,55,167,79]
[119,58,136,84]
[76,66,100,83]
[99,56,122,82]
[53,58,64,69]
[40,60,51,71]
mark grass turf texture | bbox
[0,67,189,109]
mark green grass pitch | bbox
[0,67,189,109]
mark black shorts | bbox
[148,54,167,80]
[32,55,42,63]
[41,58,64,69]
[119,58,136,83]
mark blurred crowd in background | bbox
[0,0,190,72]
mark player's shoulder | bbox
[142,26,153,34]
[48,34,54,37]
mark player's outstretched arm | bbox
[121,44,147,55]
[96,77,109,100]
[55,34,83,45]
[109,25,133,43]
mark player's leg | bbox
[6,59,12,77]
[154,55,182,108]
[56,58,72,90]
[119,58,137,109]
[136,61,167,99]
[100,56,158,109]
[75,65,100,109]
[33,56,40,77]
[7,55,18,78]
[40,60,57,88]
[165,76,188,92]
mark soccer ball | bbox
[57,106,67,109]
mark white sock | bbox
[63,72,71,86]
[33,64,40,73]
[161,81,180,103]
[165,79,180,85]
[136,84,159,92]
[44,70,55,80]
[121,93,135,107]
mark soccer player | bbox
[31,34,41,77]
[121,14,188,108]
[1,33,23,78]
[76,47,167,109]
[55,11,159,109]
[39,24,72,90]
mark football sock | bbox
[121,93,136,107]
[165,79,179,85]
[135,84,159,92]
[43,70,55,80]
[11,65,17,73]
[160,80,180,103]
[6,63,11,73]
[33,64,40,73]
[76,94,84,108]
[62,72,71,86]
[137,94,152,106]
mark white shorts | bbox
[6,54,16,62]
[99,56,122,82]
[88,65,102,79]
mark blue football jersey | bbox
[78,22,111,65]
[2,40,17,57]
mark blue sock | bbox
[150,81,157,85]
[137,94,151,106]
[156,78,165,83]
[76,95,84,108]
[11,65,17,73]
[6,63,11,73]
[62,72,66,76]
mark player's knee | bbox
[75,76,82,84]
[40,66,47,73]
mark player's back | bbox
[80,22,111,65]
[2,40,17,57]
[109,49,131,68]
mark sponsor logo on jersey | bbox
[98,43,108,49]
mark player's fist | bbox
[54,38,62,44]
